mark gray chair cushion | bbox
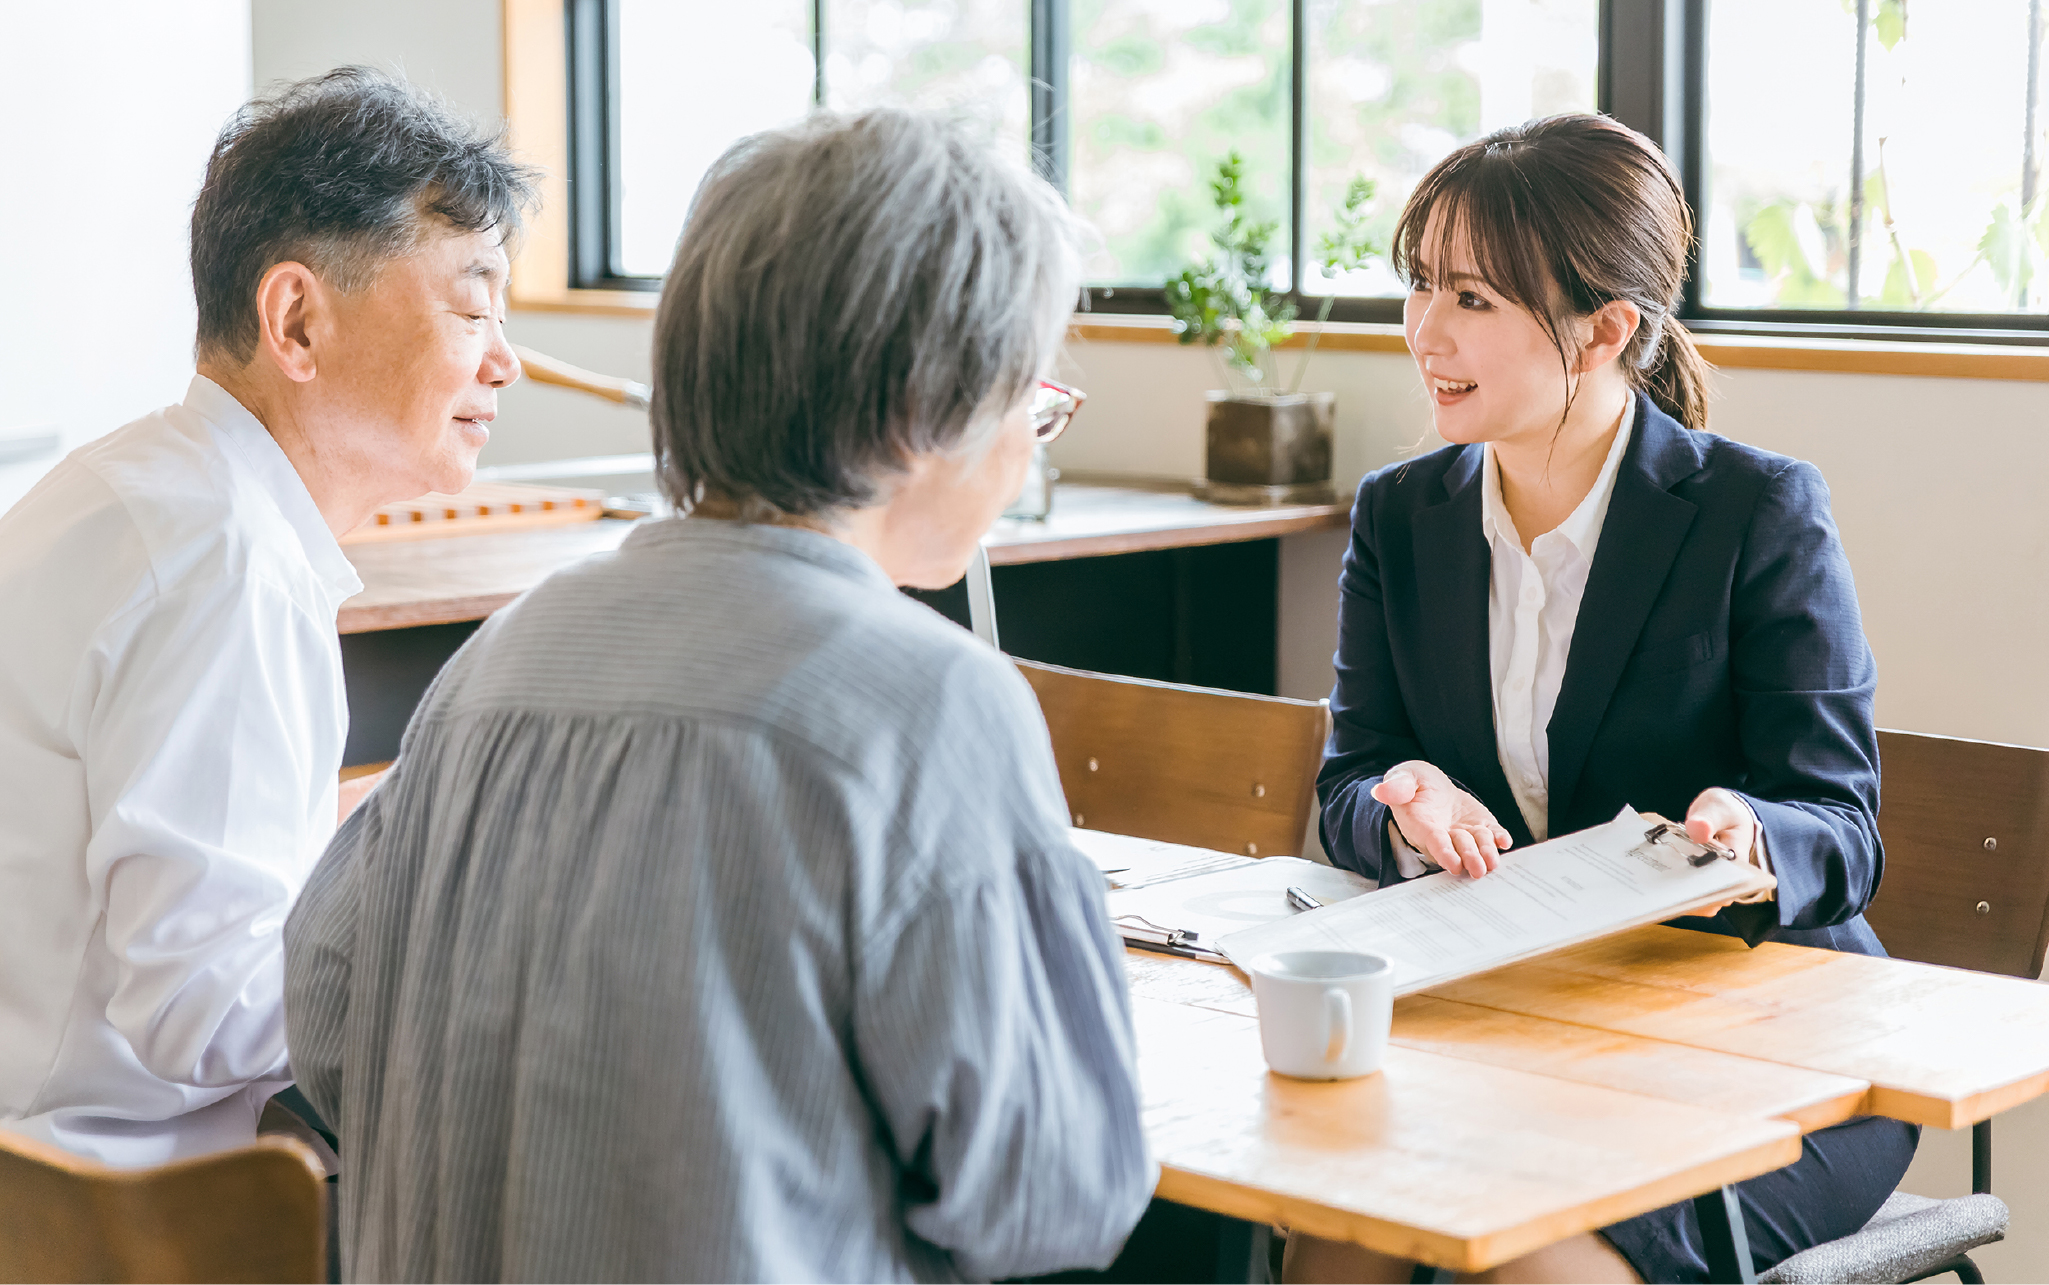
[1759,1191,2009,1284]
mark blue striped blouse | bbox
[284,517,1154,1282]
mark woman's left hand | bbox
[1684,786,1755,859]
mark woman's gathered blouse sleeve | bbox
[849,650,1154,1281]
[1725,460,1883,931]
[1317,477,1428,885]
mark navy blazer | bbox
[1318,393,1887,955]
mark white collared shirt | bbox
[1481,398,1637,842]
[0,376,360,1167]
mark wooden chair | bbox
[1760,730,2049,1284]
[1866,729,2049,980]
[1014,659,1330,858]
[0,1131,326,1283]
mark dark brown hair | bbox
[1391,113,1711,432]
[191,68,538,363]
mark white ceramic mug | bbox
[1247,950,1394,1080]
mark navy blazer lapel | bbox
[1411,445,1524,840]
[1548,395,1706,827]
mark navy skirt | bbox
[1597,913,1923,1281]
[1603,1113,1919,1282]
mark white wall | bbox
[0,0,251,511]
[1060,341,2049,753]
[246,5,2049,1276]
[251,0,501,116]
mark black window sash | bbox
[566,0,2049,338]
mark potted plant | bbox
[1165,157,1379,504]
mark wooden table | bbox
[337,481,1347,634]
[1136,996,1802,1277]
[1127,924,2049,1281]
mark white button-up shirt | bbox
[1482,398,1636,842]
[0,376,360,1166]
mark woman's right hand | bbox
[1371,760,1513,878]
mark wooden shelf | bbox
[338,481,1350,635]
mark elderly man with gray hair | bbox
[0,68,531,1166]
[282,108,1153,1281]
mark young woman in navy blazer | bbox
[1287,116,1916,1284]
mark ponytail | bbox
[1641,317,1712,434]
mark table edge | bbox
[988,509,1348,565]
[1155,1126,1804,1273]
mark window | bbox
[1300,0,1597,298]
[610,1,813,278]
[1068,0,1292,287]
[573,0,1597,316]
[1695,0,2049,329]
[567,0,2049,338]
[571,0,1028,290]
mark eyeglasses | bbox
[1029,379,1086,444]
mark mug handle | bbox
[1324,988,1352,1063]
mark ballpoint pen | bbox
[1123,938,1232,964]
[1286,886,1324,913]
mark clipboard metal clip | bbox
[1642,822,1737,867]
[1114,914,1203,948]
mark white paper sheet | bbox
[1069,829,1252,890]
[1216,806,1774,994]
[1069,829,1375,950]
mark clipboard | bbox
[1217,806,1776,995]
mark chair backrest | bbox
[1015,659,1330,858]
[0,1131,326,1283]
[1868,729,2049,979]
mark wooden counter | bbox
[338,481,1349,634]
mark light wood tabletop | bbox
[339,519,635,633]
[981,479,1347,565]
[1427,923,2049,1128]
[1125,950,1869,1133]
[1135,996,1804,1275]
[336,482,1348,634]
[1125,917,2049,1278]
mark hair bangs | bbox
[1396,147,1582,370]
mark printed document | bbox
[1070,829,1373,950]
[1216,806,1775,994]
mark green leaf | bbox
[1317,174,1381,277]
[1845,0,1909,49]
[1981,203,2030,294]
[1744,201,1809,280]
[1909,247,1936,295]
[1212,152,1249,214]
[1878,248,1936,307]
[1875,0,1906,50]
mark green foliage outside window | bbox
[1071,0,1292,285]
[1734,0,2049,313]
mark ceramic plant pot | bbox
[1195,391,1337,505]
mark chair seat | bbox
[1759,1191,2009,1284]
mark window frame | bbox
[1607,0,2049,343]
[553,0,2049,342]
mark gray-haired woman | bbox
[283,109,1153,1283]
